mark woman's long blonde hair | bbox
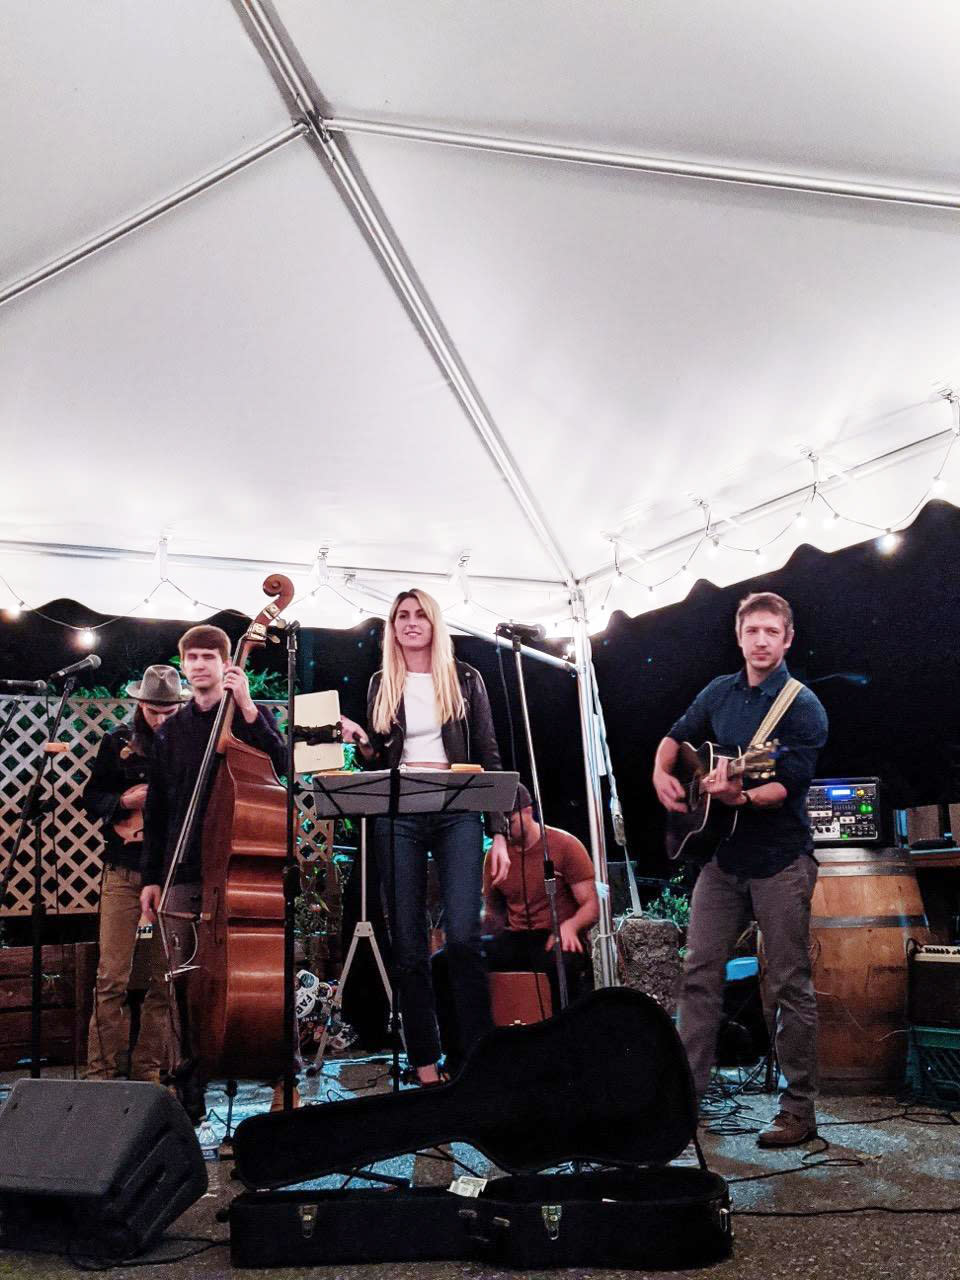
[372,589,465,734]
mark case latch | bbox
[298,1204,318,1239]
[541,1203,562,1241]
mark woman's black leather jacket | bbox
[364,660,508,835]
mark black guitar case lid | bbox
[234,986,698,1188]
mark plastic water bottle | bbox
[196,1116,219,1194]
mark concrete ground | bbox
[0,1058,957,1280]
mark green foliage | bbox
[644,877,691,931]
[72,685,115,700]
[168,654,289,701]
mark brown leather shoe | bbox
[756,1111,818,1148]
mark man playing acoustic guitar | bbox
[652,592,828,1148]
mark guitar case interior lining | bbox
[229,987,733,1269]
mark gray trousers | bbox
[678,854,819,1121]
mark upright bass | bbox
[159,574,294,1080]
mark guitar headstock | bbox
[743,738,778,780]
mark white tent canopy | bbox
[2,0,960,635]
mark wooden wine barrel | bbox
[811,847,929,1093]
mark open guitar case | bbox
[230,987,732,1269]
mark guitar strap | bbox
[748,677,803,748]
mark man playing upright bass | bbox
[139,625,286,1112]
[652,592,828,1148]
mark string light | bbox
[754,548,766,566]
[878,529,899,554]
[708,536,720,558]
[795,510,808,530]
[4,600,23,620]
[822,509,839,529]
[77,629,96,649]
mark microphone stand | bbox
[281,621,301,1111]
[0,695,23,747]
[0,677,77,1076]
[506,633,569,1012]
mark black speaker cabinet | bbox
[909,948,960,1029]
[0,1079,206,1258]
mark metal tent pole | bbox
[238,0,575,591]
[0,126,306,309]
[324,117,960,214]
[570,591,618,987]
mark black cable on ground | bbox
[67,1235,227,1271]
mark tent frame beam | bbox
[0,538,564,592]
[237,0,575,590]
[583,423,959,587]
[326,116,960,213]
[0,125,307,309]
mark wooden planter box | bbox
[0,943,97,1070]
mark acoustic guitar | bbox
[665,740,777,865]
[112,810,144,844]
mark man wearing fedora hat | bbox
[82,663,189,1082]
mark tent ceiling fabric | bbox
[2,0,959,634]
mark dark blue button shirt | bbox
[667,663,828,877]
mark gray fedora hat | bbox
[127,664,190,704]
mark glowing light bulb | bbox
[878,530,898,554]
[754,548,766,565]
[4,600,23,620]
[795,510,808,530]
[78,629,96,649]
[822,509,839,529]
[932,474,947,494]
[708,537,720,559]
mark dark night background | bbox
[2,500,959,886]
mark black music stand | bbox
[303,816,391,1075]
[313,768,519,1090]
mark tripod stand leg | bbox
[307,923,395,1074]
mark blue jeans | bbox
[373,811,492,1067]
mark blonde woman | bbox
[341,589,510,1084]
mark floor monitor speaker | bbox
[0,1078,206,1259]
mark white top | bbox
[401,672,448,764]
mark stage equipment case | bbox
[229,988,732,1269]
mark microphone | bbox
[0,679,47,694]
[47,654,102,683]
[495,621,546,643]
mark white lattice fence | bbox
[0,697,333,916]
